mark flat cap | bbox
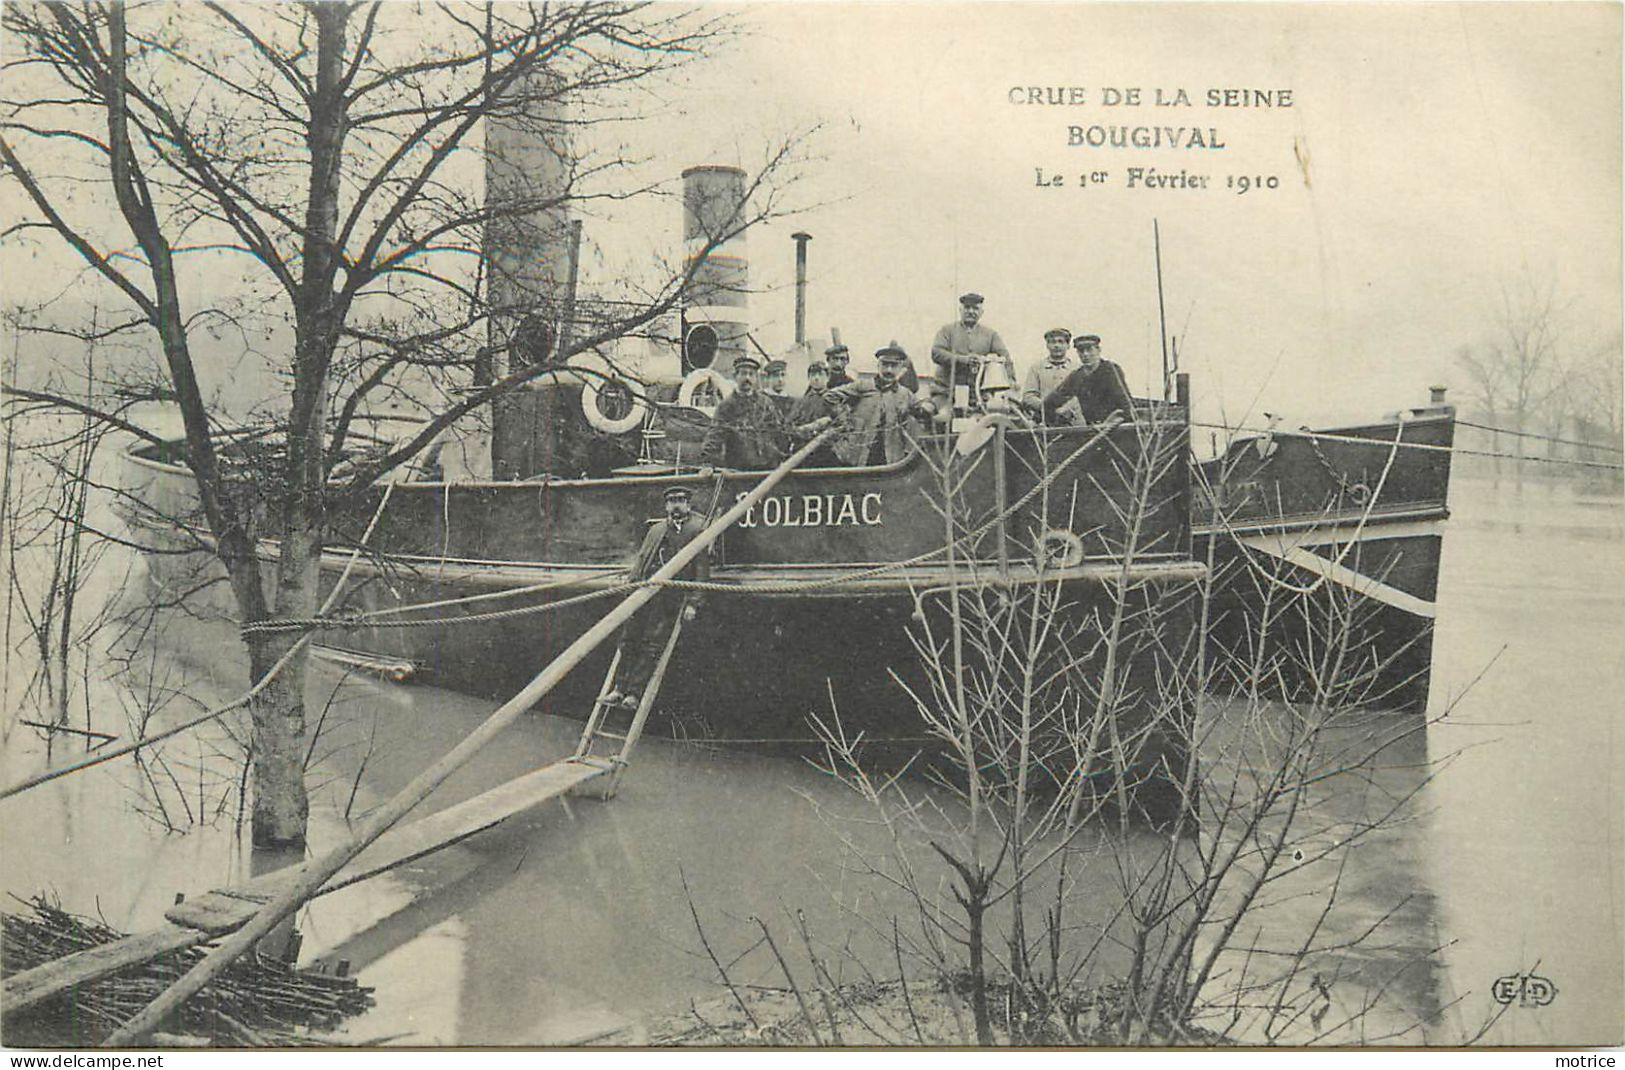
[662,485,693,501]
[764,359,788,373]
[806,361,827,374]
[1044,327,1072,341]
[1073,333,1102,347]
[824,343,850,358]
[959,292,984,306]
[732,353,762,370]
[875,342,909,362]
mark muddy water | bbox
[1424,481,1623,1046]
[2,468,1620,1046]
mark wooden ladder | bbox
[569,610,686,799]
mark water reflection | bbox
[2,475,1618,1046]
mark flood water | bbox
[2,455,1620,1047]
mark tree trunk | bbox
[966,896,994,1045]
[247,630,310,849]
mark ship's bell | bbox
[977,357,1014,397]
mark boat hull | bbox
[1195,409,1454,712]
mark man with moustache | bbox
[699,353,787,469]
[603,484,708,709]
[825,344,936,466]
[823,343,854,389]
[930,291,1014,419]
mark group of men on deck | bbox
[697,291,1135,470]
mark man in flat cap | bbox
[823,343,854,389]
[763,358,793,418]
[825,344,936,466]
[788,360,839,466]
[1042,333,1135,426]
[931,292,1014,421]
[699,353,787,469]
[1023,327,1083,425]
[605,484,709,709]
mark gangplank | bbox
[4,432,830,1042]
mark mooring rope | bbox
[237,419,1130,638]
[0,485,398,802]
[1205,419,1408,598]
[1455,418,1624,454]
[1192,420,1624,473]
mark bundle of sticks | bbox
[2,896,375,1047]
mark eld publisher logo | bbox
[1492,972,1558,1007]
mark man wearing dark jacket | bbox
[823,343,854,389]
[1042,333,1135,426]
[788,361,838,466]
[604,485,709,709]
[699,353,786,469]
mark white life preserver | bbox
[676,366,735,417]
[1036,528,1085,570]
[581,374,650,434]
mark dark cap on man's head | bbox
[663,485,693,502]
[764,359,787,374]
[732,353,762,371]
[806,361,827,375]
[824,343,850,358]
[1073,333,1102,347]
[1044,327,1072,341]
[959,292,984,306]
[875,342,909,363]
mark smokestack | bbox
[681,165,750,376]
[791,232,811,346]
[484,70,573,380]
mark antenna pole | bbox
[1154,219,1171,402]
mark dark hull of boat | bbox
[120,419,1201,807]
[1194,408,1455,712]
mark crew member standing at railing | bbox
[1042,333,1134,425]
[699,354,787,469]
[930,291,1014,421]
[788,361,839,466]
[824,343,854,389]
[1023,327,1083,425]
[826,344,936,466]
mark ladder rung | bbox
[593,730,628,742]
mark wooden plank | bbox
[167,759,609,932]
[3,924,209,1013]
[3,759,609,1014]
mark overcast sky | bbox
[3,3,1618,432]
[586,2,1622,429]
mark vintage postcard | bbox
[1,1,1620,1054]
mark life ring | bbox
[676,366,735,417]
[1035,528,1085,570]
[582,374,650,434]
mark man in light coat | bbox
[825,344,936,466]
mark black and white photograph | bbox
[1,0,1620,1053]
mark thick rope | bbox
[239,419,1131,638]
[0,484,397,802]
[1194,420,1624,473]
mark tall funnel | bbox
[791,232,811,346]
[680,165,750,377]
[484,70,574,381]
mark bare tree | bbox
[1454,278,1568,487]
[1,1,811,846]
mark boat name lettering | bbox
[735,491,882,529]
